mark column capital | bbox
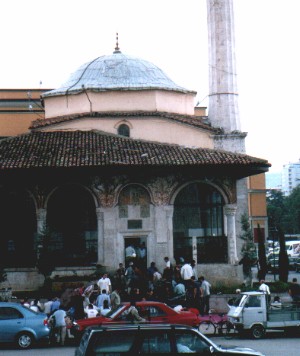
[224,204,237,216]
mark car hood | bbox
[218,344,264,355]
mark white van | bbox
[285,240,300,257]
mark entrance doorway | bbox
[125,236,147,268]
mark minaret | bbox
[206,0,246,153]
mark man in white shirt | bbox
[97,273,112,294]
[259,279,271,303]
[50,308,67,346]
[180,261,193,284]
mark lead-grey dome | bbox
[43,51,195,98]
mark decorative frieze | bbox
[147,176,178,205]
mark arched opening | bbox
[0,188,36,267]
[173,182,226,264]
[118,124,130,137]
[46,185,97,266]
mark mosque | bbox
[0,1,270,291]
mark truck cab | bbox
[228,291,300,339]
[228,292,267,338]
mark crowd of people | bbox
[14,261,300,346]
[17,257,212,345]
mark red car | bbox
[74,301,201,333]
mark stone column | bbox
[224,204,238,264]
[36,208,47,235]
[96,208,104,265]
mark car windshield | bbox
[104,305,126,318]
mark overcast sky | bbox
[0,0,299,173]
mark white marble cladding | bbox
[207,0,241,133]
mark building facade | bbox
[0,1,270,291]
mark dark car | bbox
[0,302,50,349]
[74,324,265,356]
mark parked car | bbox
[75,324,265,356]
[0,302,50,349]
[73,301,201,334]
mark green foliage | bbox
[240,213,257,262]
[267,187,300,235]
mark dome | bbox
[43,51,195,98]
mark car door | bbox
[141,305,169,324]
[138,329,173,355]
[0,306,25,342]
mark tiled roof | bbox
[0,130,270,171]
[30,111,216,132]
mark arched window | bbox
[173,183,226,264]
[0,188,36,267]
[46,185,97,266]
[118,124,130,137]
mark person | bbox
[125,301,146,323]
[49,307,67,346]
[70,288,85,320]
[96,289,111,309]
[258,279,271,303]
[84,303,99,318]
[125,244,136,264]
[270,296,282,310]
[288,278,300,303]
[97,273,112,294]
[125,262,135,294]
[199,276,211,315]
[238,254,254,287]
[99,299,111,316]
[180,261,193,286]
[50,297,61,314]
[110,287,121,310]
[114,263,126,289]
[43,298,53,317]
[136,242,147,266]
[30,298,43,313]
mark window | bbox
[245,296,261,308]
[140,331,171,354]
[174,331,209,354]
[0,307,23,320]
[118,124,130,137]
[173,183,226,263]
[91,331,135,354]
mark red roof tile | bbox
[30,111,217,132]
[0,130,270,171]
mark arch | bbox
[118,183,151,218]
[46,183,97,266]
[117,123,130,137]
[172,181,227,264]
[0,187,37,267]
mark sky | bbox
[0,0,299,173]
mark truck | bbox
[227,291,300,339]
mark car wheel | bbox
[251,325,265,339]
[16,332,34,349]
[198,321,216,335]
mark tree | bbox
[267,190,286,234]
[256,224,268,281]
[278,228,289,282]
[284,186,300,234]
